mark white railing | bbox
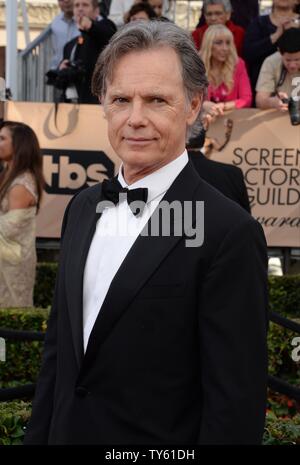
[17,25,54,102]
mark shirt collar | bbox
[60,12,74,23]
[118,150,189,203]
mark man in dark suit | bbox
[58,0,116,103]
[25,21,268,445]
[187,130,251,212]
[196,0,259,30]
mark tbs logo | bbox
[42,149,115,195]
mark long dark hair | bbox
[0,121,44,210]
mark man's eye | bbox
[113,97,128,103]
[152,97,165,103]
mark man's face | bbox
[103,48,202,176]
[149,0,163,17]
[73,0,98,20]
[282,51,300,73]
[273,0,297,9]
[130,11,150,21]
[58,0,74,14]
[204,4,230,26]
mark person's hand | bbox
[77,15,92,30]
[59,59,70,70]
[284,18,300,30]
[203,101,225,118]
[274,92,289,112]
[270,22,284,43]
[202,113,214,131]
[270,16,295,43]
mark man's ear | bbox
[186,93,203,126]
[100,95,108,119]
[99,93,106,105]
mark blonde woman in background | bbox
[0,121,44,308]
[200,24,252,118]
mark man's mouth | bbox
[124,137,156,144]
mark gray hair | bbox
[187,111,206,144]
[92,20,208,103]
[203,0,232,13]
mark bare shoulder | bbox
[7,184,36,210]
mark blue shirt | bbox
[50,12,79,69]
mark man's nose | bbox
[288,63,298,72]
[128,102,147,127]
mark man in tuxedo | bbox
[187,129,251,212]
[25,21,268,445]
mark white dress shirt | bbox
[82,150,188,352]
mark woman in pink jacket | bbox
[200,24,252,117]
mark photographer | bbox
[49,1,79,70]
[256,27,300,119]
[56,0,116,103]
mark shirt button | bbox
[75,386,89,398]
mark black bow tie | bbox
[101,177,148,216]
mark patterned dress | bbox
[0,172,38,307]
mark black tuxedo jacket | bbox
[25,161,268,445]
[62,18,116,103]
[189,151,251,213]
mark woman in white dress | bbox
[0,121,44,307]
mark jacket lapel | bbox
[79,161,202,377]
[65,185,102,369]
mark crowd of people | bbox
[46,0,300,117]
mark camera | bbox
[46,60,86,90]
[288,98,300,125]
[281,97,300,125]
